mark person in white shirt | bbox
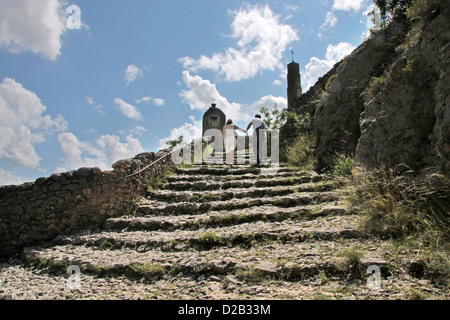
[223,119,245,168]
[246,114,268,165]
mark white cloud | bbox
[0,169,28,186]
[96,134,144,166]
[320,11,338,31]
[135,96,165,107]
[180,71,286,125]
[153,98,165,107]
[130,125,147,136]
[180,71,245,121]
[273,79,283,86]
[179,4,298,82]
[333,0,367,12]
[113,98,142,120]
[123,64,143,85]
[158,122,202,151]
[0,0,69,60]
[86,97,106,115]
[0,77,67,168]
[57,132,144,172]
[301,42,356,91]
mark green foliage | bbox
[285,133,316,170]
[197,231,223,246]
[331,154,355,177]
[130,262,166,276]
[345,167,450,241]
[166,135,185,149]
[367,75,387,96]
[338,245,365,279]
[260,104,286,131]
[279,111,314,162]
[325,74,337,91]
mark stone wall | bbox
[0,151,175,256]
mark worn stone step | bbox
[22,237,391,282]
[160,175,327,192]
[52,214,361,252]
[106,204,350,232]
[175,166,300,176]
[146,180,340,203]
[136,191,342,217]
[166,170,313,183]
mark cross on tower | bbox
[290,49,295,62]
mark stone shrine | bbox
[202,102,226,137]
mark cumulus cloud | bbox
[180,71,245,121]
[0,0,69,60]
[179,4,298,82]
[0,169,28,186]
[0,77,67,168]
[333,0,367,12]
[113,98,142,120]
[320,11,338,31]
[123,64,143,85]
[301,42,356,91]
[57,132,144,172]
[180,71,286,124]
[158,122,202,151]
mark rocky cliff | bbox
[297,0,449,177]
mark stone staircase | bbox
[2,160,447,300]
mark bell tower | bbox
[287,50,302,110]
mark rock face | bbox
[305,1,449,176]
[357,2,450,174]
[313,18,410,171]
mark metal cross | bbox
[290,49,295,62]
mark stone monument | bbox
[202,102,226,137]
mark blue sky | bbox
[0,0,377,185]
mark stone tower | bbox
[202,102,226,137]
[287,60,302,110]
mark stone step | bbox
[136,191,342,217]
[175,166,299,176]
[166,170,312,183]
[106,204,350,232]
[52,214,361,252]
[159,174,327,192]
[146,181,340,203]
[22,237,391,282]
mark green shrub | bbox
[325,74,337,91]
[331,154,355,177]
[338,245,365,279]
[197,231,223,246]
[368,75,387,96]
[285,133,316,170]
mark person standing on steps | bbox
[223,119,245,168]
[246,114,268,166]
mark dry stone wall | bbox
[0,151,174,256]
